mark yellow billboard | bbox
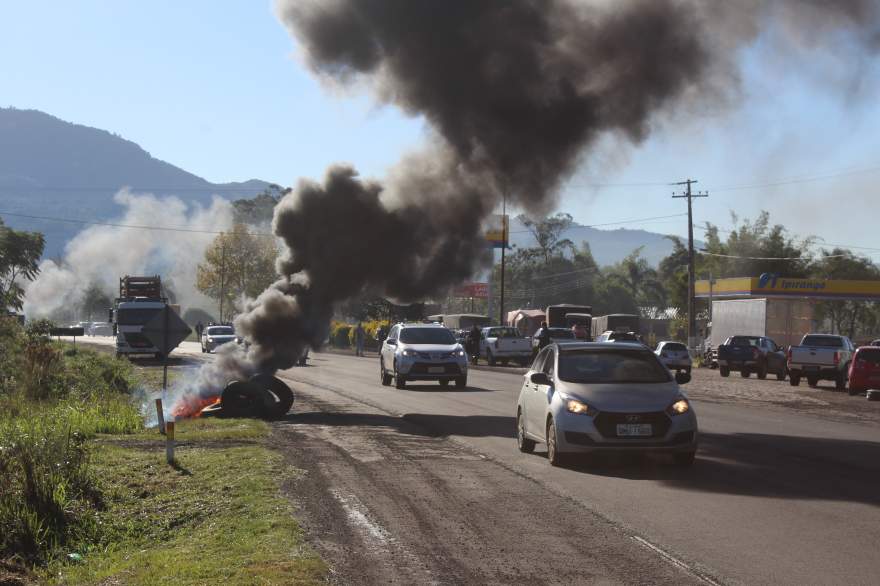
[485,214,509,249]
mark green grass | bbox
[45,417,326,585]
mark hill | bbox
[0,107,269,256]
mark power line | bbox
[699,251,848,261]
[0,210,275,237]
[696,221,880,255]
[507,213,687,235]
[711,165,880,193]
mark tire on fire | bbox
[250,374,294,419]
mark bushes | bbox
[331,320,391,351]
[329,322,352,348]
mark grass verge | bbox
[47,417,326,585]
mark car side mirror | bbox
[530,372,551,386]
[675,371,691,385]
[386,339,397,346]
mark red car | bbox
[847,346,880,396]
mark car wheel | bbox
[394,363,407,389]
[487,352,496,366]
[380,360,392,386]
[757,366,767,380]
[685,366,692,375]
[517,410,536,454]
[547,419,566,467]
[807,376,818,388]
[439,379,449,387]
[720,366,730,377]
[741,369,750,378]
[673,451,696,467]
[776,368,787,382]
[455,376,466,388]
[789,375,800,386]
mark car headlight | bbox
[565,399,596,416]
[207,337,214,342]
[401,349,419,357]
[667,398,690,415]
[456,349,466,357]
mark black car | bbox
[717,335,787,380]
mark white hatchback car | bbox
[516,342,698,467]
[655,341,693,374]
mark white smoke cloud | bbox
[23,190,235,319]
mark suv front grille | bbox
[409,363,462,374]
[593,411,671,439]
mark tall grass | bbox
[0,320,143,565]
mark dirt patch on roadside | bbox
[687,368,880,425]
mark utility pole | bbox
[672,179,708,352]
[219,234,226,323]
[499,195,507,326]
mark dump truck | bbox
[109,275,176,359]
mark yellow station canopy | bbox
[695,275,880,301]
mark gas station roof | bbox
[695,275,880,301]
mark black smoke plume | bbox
[189,0,880,393]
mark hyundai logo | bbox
[626,414,641,422]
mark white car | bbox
[201,325,238,353]
[379,323,468,389]
[480,326,532,366]
[655,341,692,374]
[516,342,698,467]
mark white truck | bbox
[110,275,176,359]
[787,334,855,390]
[480,326,532,366]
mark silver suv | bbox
[380,323,468,389]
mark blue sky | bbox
[2,1,879,257]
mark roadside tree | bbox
[0,218,45,311]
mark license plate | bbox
[616,424,652,437]
[428,366,445,374]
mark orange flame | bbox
[171,393,221,419]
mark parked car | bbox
[595,330,642,344]
[871,339,880,347]
[531,327,576,351]
[717,335,787,380]
[480,326,532,366]
[89,322,114,336]
[655,341,692,374]
[847,346,880,396]
[201,325,238,353]
[516,342,697,467]
[379,322,468,389]
[787,334,855,389]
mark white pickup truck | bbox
[787,334,855,390]
[480,326,532,367]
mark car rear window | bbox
[487,327,519,338]
[802,335,844,347]
[663,343,687,351]
[857,348,880,364]
[729,336,760,347]
[206,326,234,335]
[558,349,672,384]
[400,327,456,344]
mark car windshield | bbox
[548,329,575,339]
[116,308,162,326]
[400,327,456,345]
[729,336,760,347]
[802,335,844,347]
[558,350,672,384]
[207,326,234,336]
[487,327,519,338]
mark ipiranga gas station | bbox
[695,275,880,348]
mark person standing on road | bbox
[537,321,551,350]
[376,325,388,345]
[195,321,204,340]
[468,324,482,365]
[355,322,366,357]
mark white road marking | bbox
[331,489,392,546]
[631,535,724,586]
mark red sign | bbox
[454,282,489,299]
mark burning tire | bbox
[249,374,294,419]
[220,380,270,418]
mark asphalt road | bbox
[275,351,880,586]
[79,338,880,584]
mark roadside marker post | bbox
[155,398,166,435]
[165,421,175,464]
